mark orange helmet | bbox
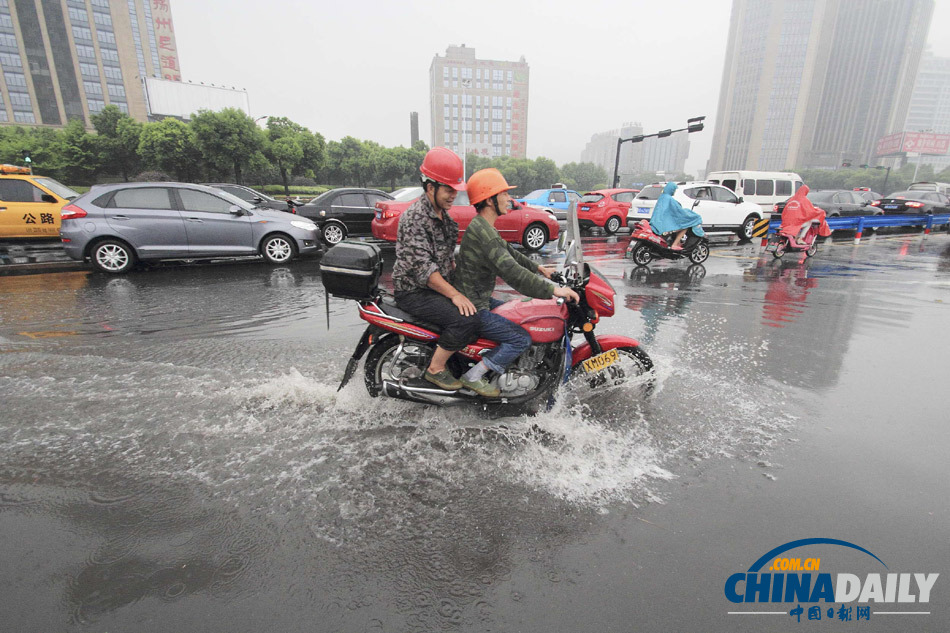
[467,168,516,206]
[419,147,465,191]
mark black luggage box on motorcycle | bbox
[320,240,383,300]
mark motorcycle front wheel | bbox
[572,346,654,395]
[630,244,654,266]
[364,335,433,397]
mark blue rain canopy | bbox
[649,182,705,237]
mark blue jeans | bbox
[476,298,532,374]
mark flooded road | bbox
[1,233,949,631]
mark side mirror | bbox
[737,196,744,203]
[692,199,701,209]
[228,204,245,215]
[42,194,57,203]
[252,196,264,203]
[510,200,522,210]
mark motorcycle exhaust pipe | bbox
[381,379,468,405]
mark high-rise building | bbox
[429,44,528,159]
[409,111,419,146]
[581,122,691,186]
[0,0,181,127]
[708,0,934,172]
[905,50,950,171]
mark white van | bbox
[908,181,950,196]
[706,171,804,214]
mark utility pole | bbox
[612,117,705,189]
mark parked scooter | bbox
[322,216,653,413]
[765,221,821,259]
[626,219,710,265]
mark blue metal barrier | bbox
[767,213,950,243]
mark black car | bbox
[872,190,950,215]
[205,183,295,213]
[853,188,882,203]
[296,188,393,245]
[773,189,881,217]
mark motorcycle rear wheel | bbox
[772,240,787,259]
[631,244,653,266]
[364,335,433,397]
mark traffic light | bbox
[841,161,852,168]
[21,149,31,164]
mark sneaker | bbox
[460,376,501,398]
[424,369,462,391]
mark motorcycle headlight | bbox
[291,220,317,231]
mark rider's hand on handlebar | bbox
[553,286,580,304]
[452,293,477,316]
[538,265,558,280]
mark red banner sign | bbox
[876,132,950,156]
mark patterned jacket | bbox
[455,214,553,311]
[392,196,459,294]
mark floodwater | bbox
[1,233,948,631]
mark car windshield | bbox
[636,186,664,200]
[524,189,547,199]
[807,191,835,203]
[392,186,423,201]
[580,194,604,203]
[34,177,80,200]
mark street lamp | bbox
[460,79,471,178]
[876,165,892,194]
[254,115,269,126]
[612,117,705,188]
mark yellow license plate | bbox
[582,348,619,374]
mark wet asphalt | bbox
[1,231,948,631]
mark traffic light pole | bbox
[611,117,705,189]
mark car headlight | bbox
[291,220,318,231]
[319,210,326,217]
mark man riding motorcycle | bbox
[392,147,478,392]
[650,181,705,250]
[455,168,579,397]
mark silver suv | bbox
[60,182,320,273]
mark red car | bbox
[372,190,559,251]
[577,188,639,234]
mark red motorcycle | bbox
[765,221,821,259]
[322,242,653,412]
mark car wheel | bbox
[321,221,347,246]
[737,215,758,241]
[521,223,548,251]
[90,239,136,274]
[261,234,297,264]
[631,244,653,266]
[604,216,622,235]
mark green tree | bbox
[375,145,416,190]
[191,108,266,184]
[138,118,202,181]
[60,119,98,184]
[91,105,142,181]
[326,137,375,186]
[561,162,608,192]
[265,117,326,194]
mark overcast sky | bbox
[171,0,950,175]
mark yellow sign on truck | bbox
[0,165,80,238]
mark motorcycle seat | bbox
[378,297,443,334]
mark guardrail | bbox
[766,213,950,244]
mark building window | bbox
[67,6,88,23]
[0,52,22,67]
[9,91,31,107]
[72,26,93,41]
[4,71,26,87]
[93,11,112,27]
[75,44,96,59]
[101,48,119,63]
[107,83,125,98]
[87,98,105,112]
[14,111,35,123]
[0,33,16,49]
[103,66,122,80]
[79,62,99,78]
[83,80,103,95]
[97,30,116,45]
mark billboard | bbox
[876,131,950,157]
[144,78,250,120]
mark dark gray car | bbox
[60,182,320,273]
